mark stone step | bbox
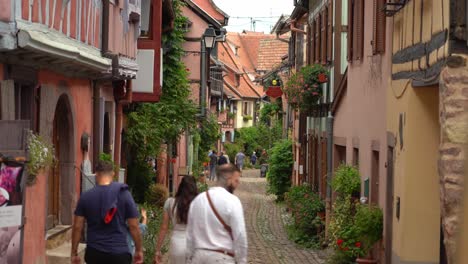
[46,242,86,264]
[46,225,72,250]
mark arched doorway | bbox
[47,94,75,229]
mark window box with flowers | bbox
[27,131,55,185]
[283,65,328,112]
[243,115,253,122]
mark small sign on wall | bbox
[299,165,303,174]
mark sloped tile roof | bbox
[190,0,229,25]
[257,38,289,72]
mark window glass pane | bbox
[140,0,151,37]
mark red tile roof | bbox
[256,38,289,72]
[218,42,262,99]
[190,0,229,25]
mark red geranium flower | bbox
[318,73,328,83]
[337,239,344,246]
[355,242,361,248]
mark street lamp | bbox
[203,27,217,49]
[200,26,217,117]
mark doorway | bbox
[47,94,75,229]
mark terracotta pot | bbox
[356,258,377,264]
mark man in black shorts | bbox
[71,160,143,264]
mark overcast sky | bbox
[213,0,294,33]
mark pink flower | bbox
[312,92,319,96]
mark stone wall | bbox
[439,54,468,263]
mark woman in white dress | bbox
[154,176,198,264]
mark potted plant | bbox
[228,112,236,120]
[243,115,253,122]
[353,204,384,264]
[283,64,328,112]
[27,131,55,185]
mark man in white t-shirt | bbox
[186,164,247,264]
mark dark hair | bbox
[95,160,114,173]
[175,176,198,224]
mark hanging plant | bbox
[27,131,55,184]
[283,65,329,111]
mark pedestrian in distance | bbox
[209,150,218,181]
[154,176,198,264]
[235,151,246,171]
[186,164,248,264]
[71,160,143,264]
[250,152,257,166]
[218,152,228,166]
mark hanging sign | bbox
[266,86,283,99]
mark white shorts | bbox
[190,249,235,264]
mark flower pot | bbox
[356,258,378,264]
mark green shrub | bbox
[353,205,383,257]
[224,143,243,163]
[331,165,361,197]
[325,250,355,264]
[145,184,169,208]
[266,139,293,200]
[142,204,169,263]
[285,185,325,247]
[127,160,154,203]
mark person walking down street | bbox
[127,207,148,256]
[154,176,198,264]
[71,160,143,264]
[250,152,257,166]
[235,151,246,171]
[218,152,228,166]
[209,151,218,181]
[186,164,248,264]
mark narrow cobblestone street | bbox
[238,170,325,264]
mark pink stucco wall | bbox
[0,0,11,21]
[332,1,393,206]
[21,70,93,263]
[181,6,209,81]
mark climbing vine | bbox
[126,0,198,160]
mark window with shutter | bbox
[321,9,327,64]
[327,1,333,62]
[315,17,320,63]
[347,0,354,61]
[352,0,365,60]
[311,20,316,63]
[372,0,386,54]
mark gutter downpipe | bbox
[326,83,334,233]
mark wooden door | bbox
[47,112,60,229]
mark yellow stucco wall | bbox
[235,100,254,128]
[388,1,449,261]
[388,80,441,263]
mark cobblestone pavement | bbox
[238,169,325,264]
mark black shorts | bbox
[85,247,132,264]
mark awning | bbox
[16,21,112,75]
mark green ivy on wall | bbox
[126,0,198,161]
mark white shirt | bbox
[186,187,248,264]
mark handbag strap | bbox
[206,191,234,240]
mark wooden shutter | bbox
[321,10,327,64]
[315,17,320,63]
[353,0,365,60]
[372,0,386,54]
[347,0,354,61]
[0,80,15,120]
[311,20,316,63]
[327,1,333,62]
